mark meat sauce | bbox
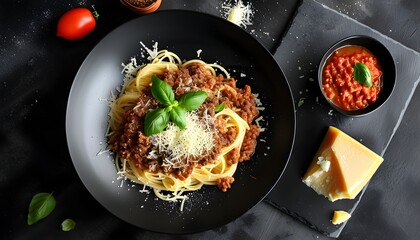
[109,63,260,192]
[322,45,383,111]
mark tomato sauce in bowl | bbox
[322,45,383,111]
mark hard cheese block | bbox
[303,126,383,201]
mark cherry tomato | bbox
[57,8,96,40]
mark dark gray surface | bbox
[266,0,420,237]
[1,0,420,239]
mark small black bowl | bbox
[318,35,396,117]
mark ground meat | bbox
[125,0,156,8]
[217,176,235,192]
[239,125,260,162]
[226,148,240,165]
[108,91,159,171]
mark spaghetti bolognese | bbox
[107,47,261,207]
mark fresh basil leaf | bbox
[214,102,225,113]
[144,108,170,136]
[151,75,175,106]
[27,192,56,225]
[178,91,208,111]
[353,62,372,87]
[170,106,187,129]
[61,218,76,232]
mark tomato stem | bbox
[91,5,100,20]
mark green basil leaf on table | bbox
[61,218,76,231]
[27,192,56,225]
[151,75,175,105]
[214,102,225,113]
[144,108,170,136]
[353,62,372,87]
[169,106,187,129]
[178,91,208,111]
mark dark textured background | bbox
[1,0,419,239]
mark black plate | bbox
[66,10,295,234]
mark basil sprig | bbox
[144,75,208,136]
[353,62,372,87]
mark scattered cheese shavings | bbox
[140,41,159,61]
[255,116,265,132]
[196,49,202,58]
[222,0,254,28]
[96,149,110,156]
[139,184,150,194]
[121,57,140,84]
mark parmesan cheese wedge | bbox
[303,126,383,201]
[331,210,351,225]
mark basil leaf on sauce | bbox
[169,106,187,129]
[144,108,170,136]
[151,75,175,105]
[214,102,225,113]
[178,91,208,111]
[353,62,372,87]
[27,192,56,225]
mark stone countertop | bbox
[1,0,418,239]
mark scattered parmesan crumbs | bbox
[328,110,333,116]
[96,149,110,156]
[140,41,159,61]
[255,116,265,132]
[196,49,202,58]
[222,0,254,28]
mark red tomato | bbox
[57,8,96,40]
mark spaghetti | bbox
[108,48,261,207]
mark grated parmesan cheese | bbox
[222,0,254,29]
[140,41,159,61]
[255,115,265,132]
[196,49,202,58]
[149,111,215,168]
